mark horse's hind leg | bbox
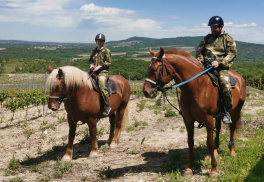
[214,117,222,156]
[107,113,116,145]
[229,111,242,156]
[109,105,128,148]
[62,114,77,161]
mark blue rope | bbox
[163,66,213,91]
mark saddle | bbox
[207,71,237,88]
[90,73,117,96]
[203,60,237,88]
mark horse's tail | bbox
[120,104,129,131]
[232,73,246,133]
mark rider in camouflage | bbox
[196,16,237,124]
[89,33,111,116]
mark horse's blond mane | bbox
[46,66,93,91]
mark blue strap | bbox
[163,66,213,90]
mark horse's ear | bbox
[58,68,64,78]
[158,47,164,58]
[48,66,53,73]
[148,47,155,56]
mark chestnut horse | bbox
[46,66,130,160]
[143,47,246,177]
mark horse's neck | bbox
[168,57,208,90]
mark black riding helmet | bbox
[208,16,224,26]
[95,33,105,42]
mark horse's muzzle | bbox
[143,88,158,98]
[48,100,60,111]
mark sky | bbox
[0,0,264,44]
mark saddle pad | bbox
[208,72,237,88]
[92,78,117,96]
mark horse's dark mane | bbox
[162,49,202,68]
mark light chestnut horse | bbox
[143,47,246,177]
[46,66,130,160]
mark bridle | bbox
[145,56,173,91]
[48,76,67,105]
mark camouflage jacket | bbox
[89,46,111,72]
[196,32,237,69]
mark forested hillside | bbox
[0,37,264,88]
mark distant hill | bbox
[108,36,203,47]
[108,36,264,62]
[1,36,264,62]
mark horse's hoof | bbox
[110,143,117,149]
[209,171,219,178]
[214,149,218,157]
[230,152,236,157]
[183,168,193,177]
[89,151,98,157]
[61,155,72,162]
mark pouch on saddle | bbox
[90,73,117,96]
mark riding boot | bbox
[221,90,232,124]
[102,103,111,117]
[221,107,232,124]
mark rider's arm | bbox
[196,36,207,61]
[101,49,111,70]
[220,36,237,68]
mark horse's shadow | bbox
[20,140,107,166]
[109,146,210,177]
[20,140,209,177]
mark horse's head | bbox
[46,66,66,111]
[143,47,175,98]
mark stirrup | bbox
[221,112,232,124]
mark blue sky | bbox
[0,0,263,44]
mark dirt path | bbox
[0,88,263,181]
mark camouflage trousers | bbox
[98,72,109,105]
[218,69,232,111]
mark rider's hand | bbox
[198,59,204,65]
[90,65,95,71]
[93,66,102,72]
[211,60,219,68]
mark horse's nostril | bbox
[51,108,57,111]
[144,91,149,98]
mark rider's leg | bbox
[218,69,232,124]
[98,73,111,116]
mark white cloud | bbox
[202,22,258,28]
[225,22,257,27]
[0,0,75,27]
[80,3,134,15]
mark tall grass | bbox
[166,128,264,181]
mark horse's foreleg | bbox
[87,118,98,157]
[107,113,116,146]
[206,118,219,178]
[183,121,194,177]
[62,114,77,161]
[214,117,222,156]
